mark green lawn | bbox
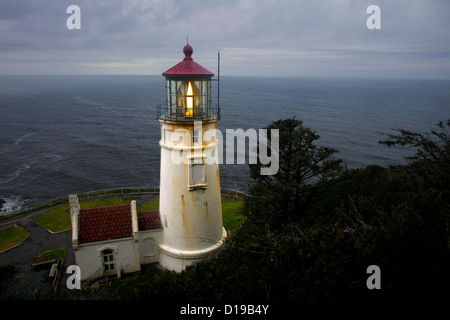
[221,200,246,235]
[80,199,130,209]
[137,197,159,212]
[38,248,67,261]
[0,226,30,253]
[138,197,246,235]
[35,205,72,233]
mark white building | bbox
[70,195,163,281]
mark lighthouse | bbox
[157,43,226,272]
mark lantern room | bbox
[158,44,218,121]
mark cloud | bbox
[0,0,448,78]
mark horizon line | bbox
[0,74,449,81]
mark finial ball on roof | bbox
[183,44,193,57]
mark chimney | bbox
[69,194,80,249]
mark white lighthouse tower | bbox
[157,43,226,272]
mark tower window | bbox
[192,129,200,144]
[189,157,206,190]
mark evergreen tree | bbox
[378,119,450,192]
[248,118,345,228]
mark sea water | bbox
[0,75,448,215]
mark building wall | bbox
[74,237,141,281]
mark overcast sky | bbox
[0,0,449,78]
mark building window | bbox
[189,157,206,190]
[102,249,115,272]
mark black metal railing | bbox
[156,104,220,122]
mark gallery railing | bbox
[156,104,220,122]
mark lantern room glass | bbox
[166,79,211,119]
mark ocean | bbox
[0,75,449,215]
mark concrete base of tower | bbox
[158,228,227,272]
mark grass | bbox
[221,199,246,235]
[137,197,246,234]
[35,198,129,233]
[137,197,246,235]
[35,205,72,233]
[80,198,131,209]
[38,248,67,261]
[137,197,159,212]
[0,226,30,253]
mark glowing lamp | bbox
[160,43,215,121]
[186,81,194,117]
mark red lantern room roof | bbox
[162,44,214,77]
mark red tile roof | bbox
[79,204,133,244]
[138,211,162,231]
[162,44,214,77]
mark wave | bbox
[74,96,112,112]
[0,164,32,185]
[0,153,64,185]
[0,196,30,216]
[14,132,36,145]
